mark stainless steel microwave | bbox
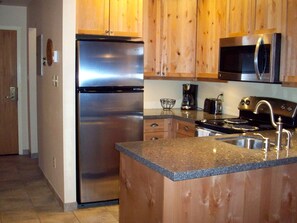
[218,33,281,83]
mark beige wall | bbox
[27,0,76,207]
[144,80,297,115]
[0,5,28,155]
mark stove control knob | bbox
[245,100,250,105]
[241,99,245,105]
[281,104,286,110]
[287,106,293,112]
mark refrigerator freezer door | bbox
[77,40,144,87]
[77,91,143,203]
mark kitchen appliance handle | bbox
[254,36,263,80]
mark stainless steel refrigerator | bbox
[76,38,144,204]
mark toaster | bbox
[204,98,223,115]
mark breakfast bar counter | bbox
[116,132,297,222]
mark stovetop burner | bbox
[224,118,249,125]
[231,124,259,131]
[197,117,274,134]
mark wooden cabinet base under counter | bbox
[119,153,297,223]
[143,118,172,141]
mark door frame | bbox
[1,26,24,155]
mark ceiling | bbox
[0,0,32,6]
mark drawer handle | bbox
[184,126,189,131]
[150,123,159,128]
[151,137,159,140]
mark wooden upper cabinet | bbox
[253,0,285,34]
[226,0,253,36]
[226,0,286,37]
[109,0,143,37]
[76,0,143,37]
[76,0,109,35]
[143,0,197,79]
[281,0,297,85]
[196,0,227,79]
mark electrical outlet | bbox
[220,93,224,102]
[53,157,56,168]
[52,75,58,87]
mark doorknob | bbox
[5,87,17,101]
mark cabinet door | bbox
[76,0,109,35]
[281,0,297,85]
[161,0,197,78]
[143,0,197,78]
[143,0,162,76]
[226,0,253,36]
[253,0,285,34]
[196,0,227,79]
[173,119,196,138]
[109,0,143,37]
[143,118,173,141]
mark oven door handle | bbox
[195,127,222,137]
[254,36,264,80]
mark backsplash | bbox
[144,80,297,116]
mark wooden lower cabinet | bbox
[144,118,195,140]
[143,118,172,141]
[119,154,297,223]
[173,119,196,138]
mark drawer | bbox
[176,120,196,137]
[143,132,169,141]
[144,119,171,133]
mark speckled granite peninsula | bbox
[116,114,297,222]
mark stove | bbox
[196,96,297,135]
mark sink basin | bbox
[216,135,272,150]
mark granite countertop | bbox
[116,131,297,181]
[144,108,237,122]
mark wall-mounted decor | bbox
[46,38,53,66]
[36,34,43,76]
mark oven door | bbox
[195,127,224,137]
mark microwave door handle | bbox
[254,36,263,80]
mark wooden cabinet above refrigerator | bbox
[76,0,143,37]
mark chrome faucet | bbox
[254,100,290,151]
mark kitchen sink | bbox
[216,135,273,150]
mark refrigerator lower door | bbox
[77,91,143,203]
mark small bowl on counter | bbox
[160,98,176,110]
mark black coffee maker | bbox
[181,84,198,110]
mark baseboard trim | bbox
[42,171,78,211]
[30,153,38,159]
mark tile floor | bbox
[0,155,119,223]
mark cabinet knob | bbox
[150,123,159,128]
[151,137,159,140]
[105,30,109,35]
[184,126,189,131]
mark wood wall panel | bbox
[163,164,297,222]
[120,153,297,222]
[119,154,164,223]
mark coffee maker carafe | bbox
[181,84,198,110]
